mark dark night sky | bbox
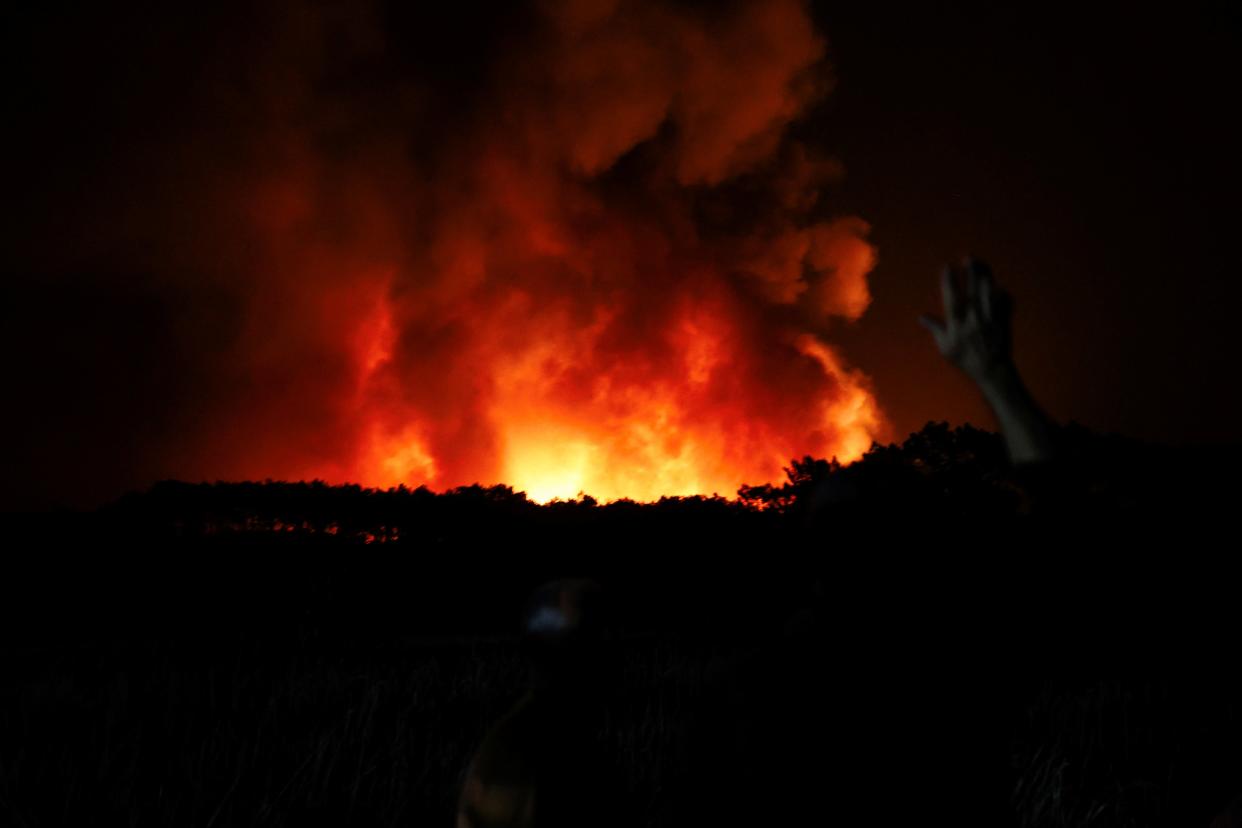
[4,1,1240,510]
[811,2,1242,445]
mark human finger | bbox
[940,264,964,322]
[918,313,949,354]
[964,255,981,304]
[971,258,996,322]
[994,288,1014,353]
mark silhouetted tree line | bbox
[95,420,1237,543]
[9,417,1229,652]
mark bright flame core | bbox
[172,0,891,501]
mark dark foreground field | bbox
[3,425,1239,826]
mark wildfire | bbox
[104,0,890,503]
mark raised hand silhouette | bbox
[919,257,1013,386]
[920,257,1057,465]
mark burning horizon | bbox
[10,0,889,506]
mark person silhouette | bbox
[919,256,1059,466]
[918,255,1113,523]
[455,578,624,828]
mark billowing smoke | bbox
[5,0,886,507]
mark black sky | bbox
[809,2,1242,445]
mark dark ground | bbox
[2,424,1239,826]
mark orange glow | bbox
[158,0,890,502]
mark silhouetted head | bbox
[520,578,609,691]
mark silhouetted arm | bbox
[919,257,1058,465]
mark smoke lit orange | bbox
[140,0,890,502]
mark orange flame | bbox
[152,0,891,502]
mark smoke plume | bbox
[5,0,886,506]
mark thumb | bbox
[918,314,948,352]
